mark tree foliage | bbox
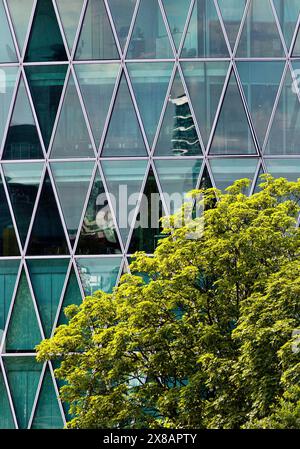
[36,176,300,429]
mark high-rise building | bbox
[0,0,300,429]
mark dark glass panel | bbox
[27,173,69,256]
[3,163,43,245]
[27,259,69,338]
[0,179,19,257]
[25,65,67,150]
[76,172,122,255]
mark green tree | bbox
[36,176,300,429]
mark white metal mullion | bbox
[3,0,21,61]
[262,61,288,154]
[0,67,20,158]
[249,159,262,195]
[97,160,126,254]
[205,158,218,190]
[158,0,176,59]
[104,0,123,59]
[72,257,89,299]
[0,356,18,428]
[289,7,300,58]
[51,0,70,60]
[27,361,47,429]
[150,159,170,218]
[205,61,233,156]
[233,0,251,57]
[213,0,232,58]
[19,0,38,61]
[71,0,88,60]
[269,0,288,58]
[124,0,141,59]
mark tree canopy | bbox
[37,176,300,429]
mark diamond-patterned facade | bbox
[0,0,300,428]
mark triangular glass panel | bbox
[50,74,93,158]
[155,70,202,156]
[0,369,15,428]
[127,62,174,147]
[181,61,229,148]
[102,160,148,246]
[210,70,257,155]
[107,0,137,51]
[0,260,19,345]
[162,0,191,50]
[55,0,85,51]
[31,369,63,429]
[273,0,300,51]
[127,0,173,59]
[5,271,42,352]
[25,65,68,150]
[237,61,284,147]
[129,167,164,254]
[51,162,94,246]
[217,0,247,51]
[265,65,300,155]
[3,163,43,245]
[3,77,44,160]
[3,357,42,429]
[75,0,119,60]
[6,0,34,54]
[0,67,18,151]
[182,0,229,58]
[24,0,67,62]
[76,257,122,296]
[210,157,259,192]
[76,171,122,255]
[155,159,202,214]
[293,25,300,56]
[0,178,19,257]
[0,2,18,62]
[236,0,285,57]
[75,63,119,146]
[102,74,147,157]
[199,164,213,190]
[265,158,300,181]
[27,172,69,256]
[57,268,82,326]
[27,259,69,338]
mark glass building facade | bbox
[0,0,300,429]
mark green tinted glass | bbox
[6,0,34,54]
[0,67,18,149]
[107,0,137,50]
[76,257,122,295]
[162,0,191,50]
[56,0,85,51]
[0,179,19,257]
[0,3,17,62]
[265,158,300,181]
[0,260,19,336]
[273,0,300,50]
[217,0,247,51]
[58,269,82,325]
[210,158,259,192]
[0,370,15,428]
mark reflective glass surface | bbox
[7,0,34,54]
[76,257,122,296]
[107,0,137,50]
[210,157,259,191]
[0,3,17,62]
[0,180,19,257]
[56,0,85,51]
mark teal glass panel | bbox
[265,159,300,181]
[3,163,43,245]
[0,261,19,343]
[6,272,42,352]
[265,65,300,155]
[24,0,67,62]
[182,0,229,58]
[25,65,68,150]
[0,3,17,62]
[293,25,300,56]
[4,357,42,429]
[155,70,202,156]
[102,74,147,157]
[107,0,137,50]
[75,63,119,146]
[181,61,229,148]
[27,259,69,338]
[56,0,85,51]
[273,0,300,50]
[162,0,191,50]
[210,158,258,192]
[102,160,148,245]
[76,172,122,255]
[0,67,18,148]
[128,0,173,59]
[210,71,257,155]
[155,159,202,214]
[217,0,247,50]
[58,269,82,325]
[51,162,94,246]
[0,370,15,428]
[3,78,43,160]
[51,75,93,158]
[6,0,34,53]
[75,0,119,60]
[237,0,285,57]
[76,257,122,295]
[129,168,163,254]
[0,179,19,257]
[237,61,284,147]
[127,62,173,146]
[27,173,69,256]
[31,369,63,429]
